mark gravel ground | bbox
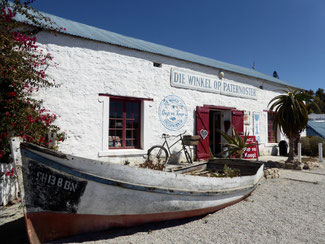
[1,163,325,244]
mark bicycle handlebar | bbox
[162,130,187,138]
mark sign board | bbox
[158,95,188,131]
[241,136,259,159]
[170,69,257,100]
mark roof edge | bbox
[12,5,301,89]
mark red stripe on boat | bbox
[25,194,250,243]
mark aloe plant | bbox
[218,128,256,158]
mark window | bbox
[99,93,153,156]
[268,112,278,143]
[109,99,141,149]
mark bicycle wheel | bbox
[184,148,193,164]
[147,146,168,165]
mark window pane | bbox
[126,102,133,119]
[133,121,139,129]
[109,129,123,148]
[109,119,123,128]
[133,129,139,147]
[109,134,114,147]
[126,139,134,147]
[110,100,123,118]
[115,120,123,128]
[126,102,140,119]
[126,120,133,129]
[126,129,133,139]
[134,104,139,120]
[109,119,115,128]
[268,112,277,143]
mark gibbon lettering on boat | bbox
[27,161,87,213]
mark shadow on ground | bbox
[0,217,28,244]
[54,215,205,243]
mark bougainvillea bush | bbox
[0,0,65,163]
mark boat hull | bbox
[11,140,264,243]
[25,196,248,243]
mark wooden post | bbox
[319,143,323,162]
[10,137,23,179]
[298,143,301,162]
[10,137,23,201]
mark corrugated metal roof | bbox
[307,121,325,139]
[15,10,299,89]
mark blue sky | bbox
[30,0,325,92]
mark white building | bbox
[19,11,301,164]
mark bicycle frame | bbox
[161,132,188,157]
[147,131,193,165]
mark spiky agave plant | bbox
[218,128,256,158]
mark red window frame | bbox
[268,111,278,143]
[109,98,141,149]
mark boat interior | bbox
[169,159,263,177]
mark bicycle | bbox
[147,131,194,166]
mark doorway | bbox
[209,111,222,156]
[196,105,244,160]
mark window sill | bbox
[98,149,146,157]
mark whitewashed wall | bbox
[34,31,290,164]
[0,164,19,206]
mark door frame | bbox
[196,105,239,160]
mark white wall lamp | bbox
[218,71,224,79]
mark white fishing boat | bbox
[11,138,264,243]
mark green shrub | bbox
[301,136,325,156]
[301,137,311,156]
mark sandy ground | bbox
[1,161,324,244]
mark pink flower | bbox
[27,115,35,123]
[8,91,16,97]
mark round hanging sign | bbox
[158,95,188,131]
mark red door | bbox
[232,110,244,135]
[196,106,210,160]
